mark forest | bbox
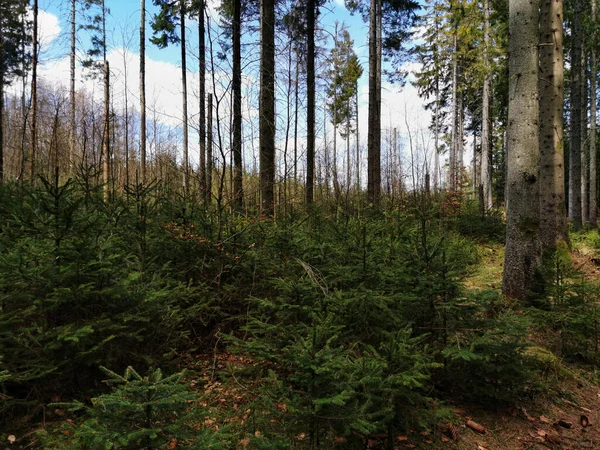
[1,0,600,448]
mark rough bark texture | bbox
[31,0,38,180]
[480,0,492,211]
[569,0,583,230]
[181,0,189,198]
[450,29,458,189]
[539,0,567,250]
[140,0,147,184]
[69,0,76,176]
[260,0,275,214]
[582,48,589,225]
[591,0,597,225]
[306,0,315,205]
[367,0,381,204]
[502,0,541,300]
[232,0,243,211]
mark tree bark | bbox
[140,0,147,184]
[260,0,275,214]
[569,0,583,230]
[207,93,213,204]
[199,0,206,204]
[181,0,189,198]
[539,0,567,250]
[232,0,243,211]
[581,48,589,225]
[502,0,541,300]
[480,0,492,211]
[367,0,381,203]
[306,0,315,205]
[591,0,597,225]
[103,61,110,202]
[31,0,38,181]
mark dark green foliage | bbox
[0,0,30,83]
[45,366,228,449]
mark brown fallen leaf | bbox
[580,415,592,428]
[545,433,563,445]
[168,438,178,449]
[396,435,409,442]
[446,423,459,440]
[466,419,487,435]
[539,415,550,424]
[452,408,467,416]
[239,437,250,448]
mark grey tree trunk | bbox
[539,0,567,250]
[232,0,243,210]
[69,0,76,176]
[260,0,276,214]
[480,0,492,211]
[450,29,458,189]
[198,0,206,204]
[502,0,541,300]
[591,0,597,225]
[306,0,315,205]
[140,0,147,184]
[569,0,583,230]
[581,48,589,225]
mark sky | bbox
[25,0,435,186]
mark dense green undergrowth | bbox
[1,179,599,448]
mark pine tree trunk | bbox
[232,0,243,211]
[294,49,299,200]
[207,93,213,204]
[569,0,583,230]
[306,0,315,205]
[260,0,275,214]
[31,0,38,181]
[581,48,589,226]
[480,0,492,211]
[450,28,458,189]
[590,0,597,225]
[69,0,76,176]
[355,85,360,191]
[367,0,381,204]
[140,0,147,184]
[502,0,541,300]
[199,0,206,204]
[0,70,4,184]
[181,0,189,198]
[536,25,571,232]
[103,61,110,202]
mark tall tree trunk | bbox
[355,84,360,191]
[69,0,76,176]
[0,71,4,184]
[31,0,38,181]
[502,0,541,300]
[450,27,458,189]
[367,0,381,203]
[591,0,597,225]
[103,61,110,201]
[260,0,275,214]
[140,0,147,184]
[306,0,315,205]
[294,48,299,201]
[181,0,189,198]
[581,49,589,225]
[232,0,243,211]
[199,0,206,204]
[569,0,583,230]
[539,0,567,250]
[207,93,213,204]
[480,0,492,211]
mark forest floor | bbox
[184,238,600,450]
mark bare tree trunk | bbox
[294,48,299,201]
[207,93,213,204]
[199,0,206,204]
[367,0,381,204]
[140,0,147,184]
[69,0,76,175]
[306,0,315,205]
[569,0,583,230]
[0,71,4,184]
[181,0,189,198]
[591,0,597,225]
[480,0,492,211]
[103,61,110,202]
[539,0,568,252]
[502,0,541,300]
[582,48,589,226]
[31,0,38,181]
[260,0,275,214]
[450,29,458,189]
[232,0,243,211]
[356,84,360,191]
